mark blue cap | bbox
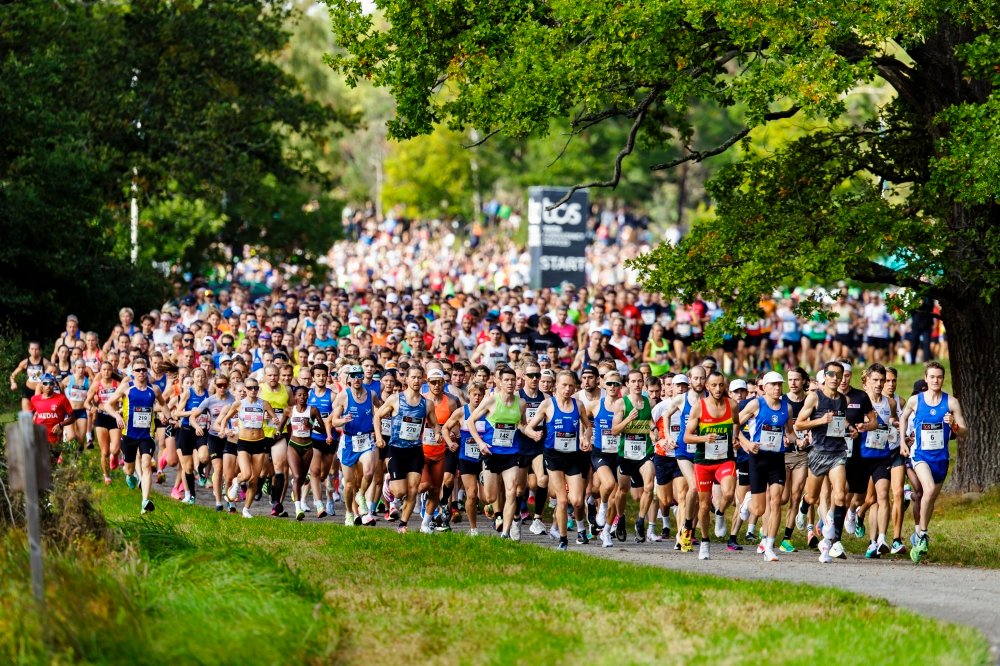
[40,373,56,383]
[600,328,612,337]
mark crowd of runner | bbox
[11,217,963,565]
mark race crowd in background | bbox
[11,204,963,565]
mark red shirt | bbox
[30,393,74,444]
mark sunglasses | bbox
[41,381,54,387]
[183,338,194,343]
[133,367,148,373]
[349,373,363,379]
[246,386,259,391]
[428,380,444,385]
[606,381,621,387]
[215,383,228,388]
[222,342,234,347]
[525,373,540,379]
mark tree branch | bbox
[649,106,800,171]
[461,128,500,148]
[853,260,950,300]
[546,86,662,210]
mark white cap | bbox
[840,361,852,372]
[672,374,689,385]
[386,293,398,304]
[815,371,825,383]
[405,322,420,333]
[427,368,446,380]
[509,345,522,353]
[524,290,535,299]
[346,364,363,374]
[762,371,784,385]
[729,379,748,392]
[501,305,513,314]
[348,315,361,324]
[420,294,431,305]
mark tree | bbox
[327,1,1000,489]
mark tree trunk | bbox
[938,297,1000,491]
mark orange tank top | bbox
[422,393,453,459]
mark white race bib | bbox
[242,408,264,430]
[641,310,656,325]
[676,323,692,338]
[291,416,312,439]
[866,427,889,450]
[781,320,796,333]
[352,432,374,452]
[920,423,945,451]
[422,426,438,445]
[492,422,516,447]
[68,386,88,403]
[400,416,422,441]
[195,412,210,429]
[554,430,577,453]
[758,425,783,452]
[705,434,728,460]
[835,321,850,335]
[526,407,539,423]
[381,418,392,435]
[463,439,481,459]
[601,432,619,453]
[132,406,152,430]
[826,415,846,438]
[623,434,645,460]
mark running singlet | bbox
[459,404,489,461]
[913,392,951,461]
[619,395,653,461]
[676,392,700,459]
[752,396,789,454]
[518,389,544,453]
[122,385,156,440]
[391,394,427,449]
[181,388,207,427]
[786,394,807,447]
[238,398,266,440]
[343,389,375,454]
[260,383,290,438]
[422,394,451,459]
[593,397,618,454]
[66,375,90,404]
[289,405,314,440]
[199,394,234,437]
[308,388,334,442]
[809,390,848,454]
[861,396,893,458]
[544,396,581,453]
[487,394,521,454]
[695,399,734,464]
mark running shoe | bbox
[807,526,819,549]
[647,526,662,543]
[420,524,434,534]
[902,484,912,512]
[727,542,743,552]
[661,525,671,540]
[910,534,928,563]
[615,519,627,543]
[184,495,196,506]
[877,537,890,555]
[779,539,797,553]
[795,509,807,532]
[215,504,224,512]
[260,478,271,497]
[500,533,511,540]
[635,518,646,544]
[865,541,880,559]
[450,506,462,524]
[567,517,576,531]
[511,520,521,541]
[228,503,237,514]
[141,499,155,514]
[520,510,531,523]
[317,505,328,519]
[714,512,727,538]
[829,541,847,559]
[763,548,779,562]
[557,541,568,551]
[818,538,832,564]
[529,518,546,535]
[468,528,479,537]
[494,515,503,533]
[276,504,288,518]
[333,490,342,503]
[345,512,355,527]
[326,499,336,517]
[698,541,710,560]
[296,508,305,522]
[756,543,765,554]
[844,510,857,535]
[821,520,836,541]
[549,523,560,540]
[435,523,452,533]
[227,478,240,502]
[387,507,400,521]
[171,485,184,500]
[600,527,614,548]
[198,471,208,487]
[242,508,253,519]
[910,532,919,549]
[744,531,759,545]
[854,521,866,539]
[156,471,166,485]
[576,530,589,545]
[362,513,377,526]
[679,528,694,553]
[109,455,119,471]
[738,493,752,522]
[890,538,906,555]
[596,503,607,528]
[396,524,408,534]
[587,503,597,529]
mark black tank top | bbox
[810,389,847,454]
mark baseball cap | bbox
[672,374,689,385]
[405,322,420,334]
[538,354,550,363]
[540,369,556,379]
[762,371,784,385]
[600,328,612,337]
[524,290,535,299]
[581,366,598,377]
[346,364,363,375]
[420,294,431,305]
[40,373,56,383]
[348,315,361,324]
[427,368,446,380]
[509,345,522,353]
[218,354,232,364]
[182,295,197,306]
[729,379,748,392]
[501,305,513,314]
[386,293,398,304]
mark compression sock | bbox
[833,505,847,542]
[685,518,694,531]
[271,473,285,505]
[799,498,810,514]
[784,526,794,540]
[185,472,196,497]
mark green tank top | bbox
[488,393,521,451]
[648,338,671,376]
[619,395,653,460]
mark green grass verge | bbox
[1,480,991,665]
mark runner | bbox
[652,374,687,545]
[882,367,909,554]
[610,370,656,544]
[442,381,487,535]
[29,373,74,459]
[524,370,592,550]
[283,385,330,521]
[259,364,292,517]
[781,366,810,553]
[61,359,91,448]
[857,363,897,558]
[418,367,458,533]
[191,374,235,511]
[839,361,877,540]
[307,363,337,518]
[217,376,281,518]
[466,365,522,539]
[899,361,968,563]
[795,361,852,563]
[515,361,547,536]
[173,367,209,504]
[88,362,122,484]
[329,364,380,526]
[590,371,622,547]
[10,341,46,411]
[737,371,796,561]
[683,370,741,559]
[665,365,707,552]
[103,358,169,514]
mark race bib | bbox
[920,423,945,451]
[132,406,152,430]
[866,426,889,450]
[888,426,899,448]
[782,321,796,334]
[68,386,88,403]
[601,433,619,453]
[400,416,422,441]
[554,430,577,453]
[381,418,392,435]
[623,434,645,460]
[352,432,374,452]
[493,422,516,447]
[291,416,312,439]
[475,420,486,434]
[676,323,692,338]
[464,439,481,459]
[759,425,783,452]
[195,412,210,429]
[705,433,728,460]
[641,310,656,325]
[826,415,846,438]
[242,408,264,429]
[422,426,438,446]
[526,407,539,424]
[835,321,850,335]
[686,440,697,455]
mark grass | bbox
[0,477,992,665]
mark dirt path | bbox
[149,472,1000,660]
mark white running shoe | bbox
[529,518,546,535]
[739,493,752,521]
[757,543,766,555]
[764,548,779,562]
[420,524,434,534]
[468,528,479,537]
[830,541,846,559]
[714,513,726,538]
[345,512,355,527]
[596,502,607,528]
[549,523,560,540]
[601,527,614,548]
[818,538,832,563]
[844,510,857,535]
[795,509,807,532]
[699,541,711,560]
[511,520,521,541]
[647,525,662,542]
[357,493,369,515]
[227,478,240,502]
[242,508,253,519]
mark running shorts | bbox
[694,460,736,492]
[483,452,519,474]
[654,454,682,485]
[387,445,425,480]
[748,451,786,494]
[121,436,155,463]
[618,456,651,487]
[543,449,587,477]
[807,449,847,477]
[591,451,618,475]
